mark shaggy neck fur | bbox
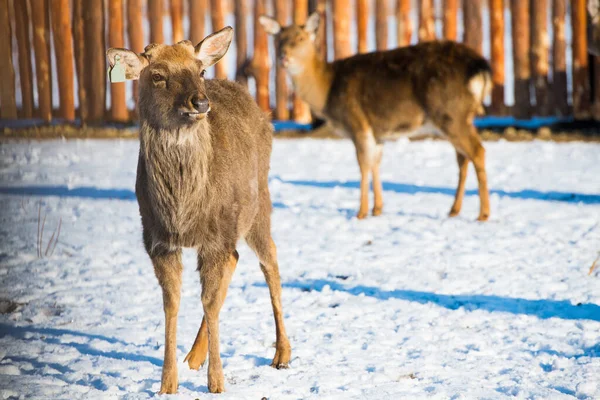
[288,50,334,116]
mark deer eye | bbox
[152,73,164,82]
[200,70,205,78]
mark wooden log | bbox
[274,0,289,119]
[530,0,551,115]
[333,0,352,59]
[30,0,52,121]
[510,0,531,118]
[108,0,127,122]
[210,0,227,79]
[490,0,505,113]
[148,0,163,44]
[188,0,207,44]
[50,0,75,120]
[83,0,106,121]
[375,0,387,50]
[418,0,435,42]
[443,0,458,40]
[252,0,270,113]
[571,0,590,118]
[127,0,144,110]
[14,0,34,118]
[0,0,16,118]
[44,0,52,104]
[552,0,568,115]
[396,0,412,46]
[357,0,368,53]
[72,0,87,122]
[463,0,482,53]
[170,0,183,42]
[293,0,312,123]
[235,0,249,87]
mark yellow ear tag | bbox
[108,55,126,83]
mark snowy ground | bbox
[0,138,599,399]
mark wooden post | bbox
[375,0,387,50]
[396,0,412,46]
[189,0,207,44]
[463,0,482,53]
[443,0,458,40]
[252,0,270,113]
[72,0,87,122]
[210,0,227,78]
[490,0,505,113]
[50,0,75,120]
[127,0,144,110]
[44,0,52,104]
[31,0,52,121]
[552,0,568,115]
[530,0,550,115]
[83,0,106,121]
[235,0,249,86]
[108,0,127,122]
[170,0,183,42]
[274,0,289,119]
[148,0,163,44]
[0,0,16,118]
[14,0,34,118]
[571,0,590,118]
[333,0,352,59]
[357,0,368,53]
[293,0,312,123]
[418,0,435,42]
[510,0,531,118]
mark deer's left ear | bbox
[106,48,149,80]
[195,26,234,68]
[259,15,281,35]
[304,12,320,37]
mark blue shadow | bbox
[267,279,600,322]
[0,185,137,200]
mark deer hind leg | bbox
[354,133,377,219]
[151,249,183,395]
[200,251,238,393]
[449,151,469,217]
[245,220,291,369]
[371,143,384,216]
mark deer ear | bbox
[259,15,281,35]
[304,12,320,36]
[106,48,148,80]
[195,26,234,68]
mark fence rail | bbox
[2,0,599,125]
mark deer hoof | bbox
[372,207,383,216]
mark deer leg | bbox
[183,316,208,370]
[371,143,384,216]
[470,136,490,221]
[151,250,183,395]
[354,134,377,219]
[449,151,469,217]
[200,251,238,393]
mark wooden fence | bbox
[1,0,598,125]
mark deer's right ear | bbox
[304,12,320,36]
[259,16,281,35]
[106,48,148,80]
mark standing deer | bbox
[106,27,291,394]
[260,13,492,221]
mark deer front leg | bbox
[152,250,183,395]
[184,316,208,370]
[354,134,377,219]
[449,151,469,217]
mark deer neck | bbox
[289,53,334,116]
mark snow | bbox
[1,138,600,399]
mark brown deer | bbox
[260,13,492,221]
[106,27,291,394]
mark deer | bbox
[106,27,291,394]
[260,13,492,221]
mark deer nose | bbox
[190,95,209,114]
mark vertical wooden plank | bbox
[148,0,164,44]
[490,0,505,113]
[333,0,352,59]
[396,0,412,46]
[357,0,368,53]
[170,0,183,43]
[252,0,270,113]
[375,0,387,50]
[210,0,227,79]
[189,0,207,44]
[0,0,16,118]
[443,0,458,41]
[510,0,531,118]
[531,0,550,115]
[30,0,51,121]
[72,0,87,122]
[50,0,75,120]
[274,0,289,119]
[418,0,435,42]
[293,0,312,123]
[14,0,34,118]
[235,0,248,86]
[83,0,105,121]
[552,0,568,115]
[108,0,127,122]
[463,0,482,53]
[571,0,590,118]
[127,0,144,110]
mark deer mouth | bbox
[179,109,210,120]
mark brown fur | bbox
[261,14,492,221]
[106,28,291,394]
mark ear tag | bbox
[108,55,126,83]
